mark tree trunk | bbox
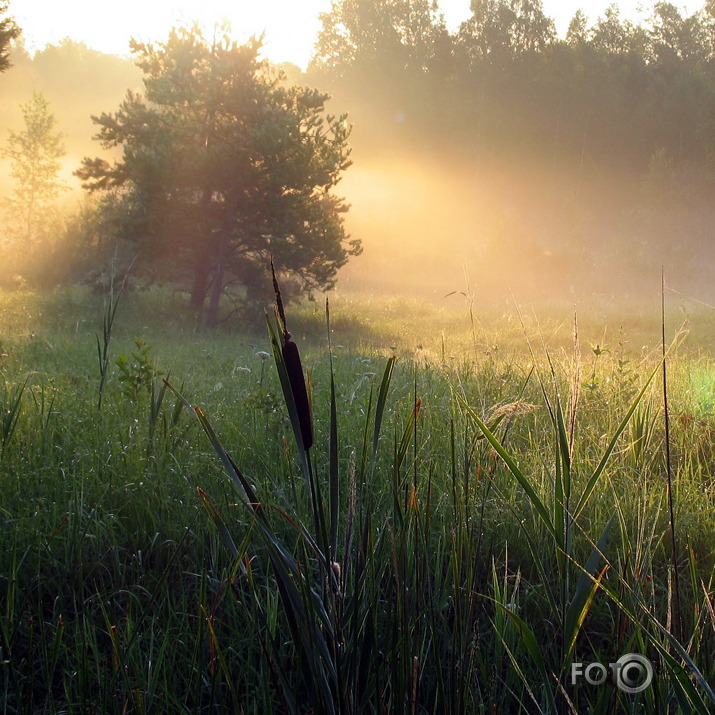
[205,230,228,328]
[189,187,215,314]
[189,250,211,313]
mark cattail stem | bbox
[270,255,289,340]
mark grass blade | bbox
[573,356,663,521]
[373,355,396,464]
[460,396,556,540]
[327,298,339,559]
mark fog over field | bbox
[3,1,715,310]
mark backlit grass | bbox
[1,286,715,712]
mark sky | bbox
[8,0,705,69]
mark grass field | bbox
[2,285,715,713]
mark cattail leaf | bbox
[267,265,313,454]
[270,255,288,339]
[163,379,260,509]
[585,554,715,710]
[395,398,420,473]
[197,487,239,560]
[563,515,614,659]
[493,603,548,685]
[488,578,557,714]
[262,533,337,713]
[473,412,506,440]
[268,311,329,555]
[650,622,715,707]
[554,393,571,495]
[263,503,330,575]
[193,406,254,505]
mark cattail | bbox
[282,337,313,451]
[271,256,313,452]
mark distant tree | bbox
[566,10,589,46]
[0,1,19,73]
[30,39,142,149]
[457,0,555,64]
[1,92,66,246]
[310,0,453,153]
[312,0,447,74]
[77,25,359,326]
[703,0,715,53]
[648,2,708,65]
[590,4,647,55]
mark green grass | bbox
[2,285,715,712]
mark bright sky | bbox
[9,0,705,69]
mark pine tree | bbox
[78,25,359,326]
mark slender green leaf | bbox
[373,355,396,462]
[327,299,339,558]
[564,515,614,659]
[573,357,663,520]
[461,397,556,539]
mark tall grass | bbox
[1,286,715,712]
[96,260,132,410]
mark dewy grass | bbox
[3,286,715,711]
[0,376,26,459]
[168,289,713,712]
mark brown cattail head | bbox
[270,257,313,451]
[282,338,313,451]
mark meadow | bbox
[2,285,715,713]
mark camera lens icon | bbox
[612,653,654,693]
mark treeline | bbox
[310,0,715,166]
[304,0,715,300]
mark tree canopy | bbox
[78,25,359,325]
[312,0,448,74]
